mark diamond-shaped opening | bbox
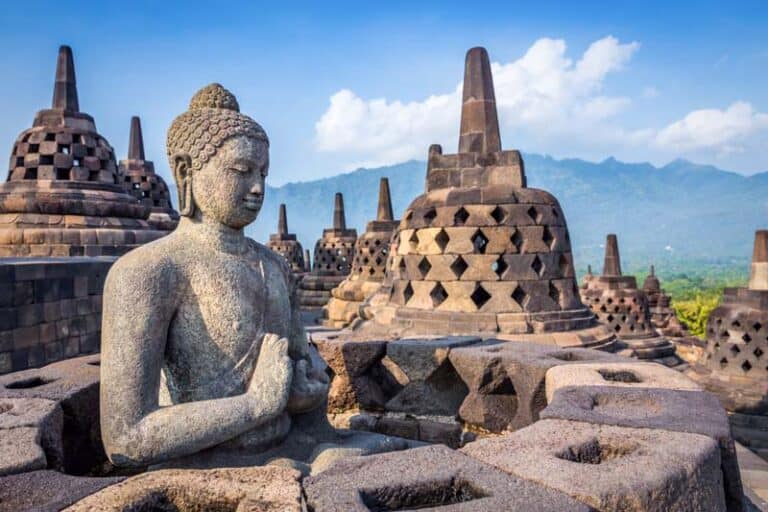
[754,347,764,359]
[511,230,524,252]
[743,333,752,343]
[470,284,492,309]
[730,344,741,355]
[417,257,432,278]
[754,322,763,331]
[471,229,489,254]
[409,231,419,246]
[549,282,560,305]
[450,255,468,279]
[403,282,414,304]
[423,208,437,225]
[527,206,542,223]
[434,229,450,252]
[732,320,742,328]
[719,357,728,369]
[398,258,407,276]
[454,207,470,226]
[490,206,506,224]
[542,226,555,249]
[742,360,753,373]
[511,285,528,308]
[607,314,615,322]
[722,330,731,339]
[531,255,544,277]
[614,324,622,332]
[552,207,559,218]
[430,282,448,307]
[558,254,569,275]
[492,256,508,278]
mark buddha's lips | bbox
[243,196,263,210]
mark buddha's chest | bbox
[170,254,292,361]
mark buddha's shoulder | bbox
[107,233,185,281]
[246,239,292,276]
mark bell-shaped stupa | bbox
[297,193,357,309]
[581,234,677,362]
[118,116,179,231]
[350,47,615,348]
[0,46,166,257]
[267,203,306,275]
[323,178,399,328]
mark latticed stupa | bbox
[0,46,166,257]
[297,193,357,309]
[349,47,615,348]
[266,203,306,274]
[581,234,677,362]
[323,178,399,328]
[643,265,690,338]
[118,116,179,231]
[688,230,768,457]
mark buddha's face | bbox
[191,135,269,229]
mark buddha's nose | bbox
[250,181,264,196]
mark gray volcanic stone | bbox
[0,397,63,475]
[65,467,301,511]
[462,419,727,511]
[448,340,629,431]
[303,444,592,511]
[384,336,481,416]
[0,470,123,512]
[0,354,102,474]
[541,385,744,512]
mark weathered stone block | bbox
[0,397,63,475]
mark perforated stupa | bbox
[351,47,615,348]
[266,203,306,274]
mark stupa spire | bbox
[333,193,346,230]
[749,230,768,290]
[458,47,501,154]
[603,234,622,277]
[377,178,394,221]
[52,45,79,112]
[128,116,145,160]
[278,204,288,235]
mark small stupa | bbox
[118,116,179,231]
[581,234,677,362]
[297,193,357,309]
[348,47,615,348]
[0,46,165,257]
[643,265,690,337]
[323,178,399,328]
[266,204,306,275]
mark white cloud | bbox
[642,86,659,99]
[655,101,768,155]
[315,36,640,168]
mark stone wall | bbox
[0,258,114,374]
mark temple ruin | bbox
[266,203,306,274]
[581,234,678,364]
[323,177,399,328]
[118,117,179,231]
[297,193,357,309]
[0,46,167,257]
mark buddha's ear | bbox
[171,153,195,217]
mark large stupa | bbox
[0,46,166,257]
[348,47,615,349]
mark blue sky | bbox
[0,1,766,185]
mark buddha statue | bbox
[100,84,407,472]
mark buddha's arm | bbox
[99,256,290,467]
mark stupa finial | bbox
[603,234,622,277]
[377,178,394,222]
[52,45,79,112]
[128,116,145,161]
[333,193,346,230]
[278,204,288,235]
[749,230,768,290]
[458,47,501,154]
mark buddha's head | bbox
[167,84,269,229]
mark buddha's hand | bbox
[247,334,293,419]
[286,359,329,413]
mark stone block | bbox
[462,419,727,511]
[304,444,591,511]
[449,341,629,431]
[541,385,744,511]
[544,361,700,402]
[0,354,103,474]
[66,467,302,511]
[0,397,64,475]
[0,470,122,512]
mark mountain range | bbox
[229,154,765,273]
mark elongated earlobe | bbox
[172,154,195,217]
